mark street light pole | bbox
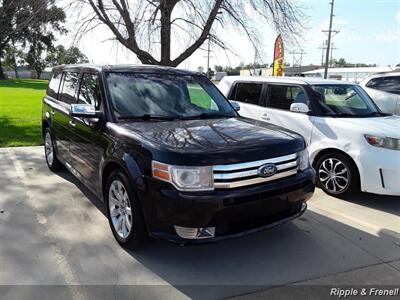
[324,0,335,79]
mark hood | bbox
[332,115,400,138]
[113,117,305,165]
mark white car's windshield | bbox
[106,72,237,120]
[311,84,382,117]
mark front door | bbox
[69,73,105,192]
[53,71,80,164]
[262,84,314,144]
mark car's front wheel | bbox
[44,128,63,172]
[106,170,148,248]
[315,153,359,197]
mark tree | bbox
[80,0,304,67]
[0,0,66,79]
[46,45,89,66]
[3,45,23,78]
[24,45,47,79]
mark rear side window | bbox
[59,72,79,104]
[47,72,62,99]
[366,76,400,95]
[267,85,308,111]
[230,82,262,105]
[78,73,102,110]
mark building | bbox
[302,67,396,83]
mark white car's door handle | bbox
[260,114,270,121]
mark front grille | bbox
[213,153,298,189]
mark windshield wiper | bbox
[118,114,177,121]
[183,113,233,119]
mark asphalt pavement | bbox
[0,146,399,300]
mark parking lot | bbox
[0,146,400,300]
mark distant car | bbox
[218,76,400,197]
[42,65,315,247]
[360,73,400,115]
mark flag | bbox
[272,34,284,76]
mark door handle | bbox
[69,120,76,127]
[260,114,270,121]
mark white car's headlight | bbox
[152,161,214,191]
[365,135,400,151]
[297,149,310,171]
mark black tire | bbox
[315,152,360,197]
[44,128,63,172]
[105,169,148,248]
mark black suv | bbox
[42,64,315,247]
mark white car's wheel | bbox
[315,153,359,197]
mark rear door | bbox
[227,82,264,120]
[263,84,314,143]
[52,71,79,163]
[69,72,105,191]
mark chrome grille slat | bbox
[214,169,298,189]
[212,153,298,172]
[213,153,298,189]
[213,160,298,181]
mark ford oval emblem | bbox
[257,163,277,178]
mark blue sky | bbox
[299,0,400,66]
[63,0,400,69]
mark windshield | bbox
[310,84,381,117]
[105,72,236,120]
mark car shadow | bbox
[318,187,400,217]
[52,167,400,299]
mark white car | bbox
[360,73,400,115]
[218,76,400,196]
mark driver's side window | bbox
[78,73,102,110]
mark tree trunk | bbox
[160,1,172,65]
[0,56,5,80]
[13,53,19,78]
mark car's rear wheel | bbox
[44,128,63,171]
[106,170,148,248]
[315,153,359,197]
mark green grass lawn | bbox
[0,79,47,147]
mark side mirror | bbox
[70,104,103,118]
[290,103,309,114]
[229,100,241,112]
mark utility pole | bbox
[206,36,211,78]
[290,50,306,75]
[324,0,335,79]
[319,41,338,67]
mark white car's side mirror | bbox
[290,103,309,114]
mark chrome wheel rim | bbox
[318,158,350,194]
[45,132,54,166]
[108,180,133,239]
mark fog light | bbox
[174,226,216,239]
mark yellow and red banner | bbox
[272,34,284,76]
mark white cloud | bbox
[396,10,400,22]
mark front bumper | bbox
[140,169,315,244]
[357,146,400,196]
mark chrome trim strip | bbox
[213,153,298,172]
[214,169,298,189]
[213,160,298,180]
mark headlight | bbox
[297,149,310,171]
[364,135,400,151]
[152,161,214,191]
